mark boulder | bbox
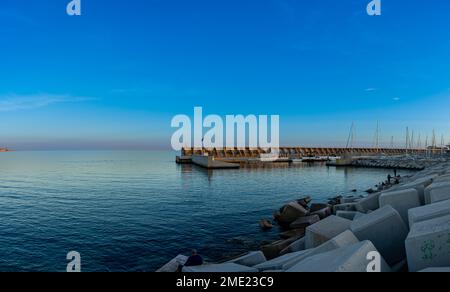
[277,202,309,224]
[350,205,409,266]
[280,237,306,255]
[336,211,364,221]
[355,193,381,213]
[408,199,450,229]
[379,188,421,226]
[286,241,391,272]
[227,251,267,267]
[405,214,450,272]
[305,215,351,249]
[183,263,258,272]
[289,215,320,230]
[425,182,450,204]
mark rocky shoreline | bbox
[159,156,450,272]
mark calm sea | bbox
[0,151,414,272]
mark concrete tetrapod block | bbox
[305,215,352,249]
[286,241,391,272]
[405,214,450,272]
[379,188,421,227]
[227,251,267,267]
[425,183,450,205]
[408,199,450,229]
[355,193,381,213]
[183,263,258,272]
[350,205,409,266]
[336,211,364,221]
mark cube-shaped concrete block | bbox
[405,214,450,272]
[379,188,421,226]
[278,202,309,224]
[305,215,351,249]
[333,203,357,214]
[312,230,359,254]
[289,215,320,230]
[253,250,311,271]
[397,175,436,205]
[286,241,391,272]
[265,230,359,271]
[425,183,450,204]
[350,205,409,266]
[336,211,364,220]
[419,267,450,272]
[280,237,306,255]
[355,193,381,213]
[227,251,267,267]
[183,263,258,272]
[408,199,450,229]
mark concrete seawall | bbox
[162,156,450,272]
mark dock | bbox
[177,155,240,169]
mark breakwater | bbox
[164,156,450,272]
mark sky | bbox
[0,0,450,150]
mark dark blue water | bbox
[0,151,414,271]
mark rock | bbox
[289,215,320,230]
[350,205,408,266]
[280,237,305,255]
[379,188,421,227]
[276,202,309,225]
[310,203,332,219]
[259,219,273,230]
[305,215,352,249]
[279,229,306,240]
[333,203,357,214]
[405,214,450,272]
[336,211,364,221]
[425,182,450,204]
[286,241,391,272]
[355,193,381,213]
[227,251,267,267]
[183,263,258,272]
[419,267,450,272]
[261,236,302,259]
[408,199,450,229]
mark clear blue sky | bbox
[1,0,449,150]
